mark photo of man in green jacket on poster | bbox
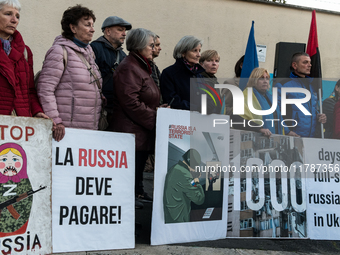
[163,149,205,223]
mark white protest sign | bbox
[151,109,229,245]
[304,138,340,240]
[52,128,135,252]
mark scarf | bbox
[0,37,12,55]
[252,88,282,134]
[73,37,88,48]
[135,52,152,75]
[182,57,199,73]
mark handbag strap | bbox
[75,51,102,93]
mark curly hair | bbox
[61,5,96,40]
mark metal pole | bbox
[319,88,324,139]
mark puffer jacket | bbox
[112,52,160,152]
[37,35,102,130]
[0,30,43,116]
[275,72,318,137]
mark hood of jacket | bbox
[93,35,123,52]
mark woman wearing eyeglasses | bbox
[37,5,102,141]
[112,28,168,208]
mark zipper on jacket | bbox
[71,97,75,122]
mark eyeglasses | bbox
[149,43,155,49]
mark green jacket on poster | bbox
[163,161,205,223]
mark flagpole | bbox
[239,21,259,91]
[319,88,324,139]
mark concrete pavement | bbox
[58,244,327,255]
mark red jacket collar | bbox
[131,52,152,75]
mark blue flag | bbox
[239,21,259,91]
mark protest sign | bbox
[227,130,307,238]
[52,128,135,252]
[0,115,52,254]
[151,109,229,245]
[304,138,340,240]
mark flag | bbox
[306,10,324,138]
[239,21,259,91]
[306,10,322,94]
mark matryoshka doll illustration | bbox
[0,143,32,237]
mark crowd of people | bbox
[1,0,339,209]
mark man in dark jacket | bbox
[275,52,326,137]
[91,16,132,130]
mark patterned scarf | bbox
[182,57,198,72]
[0,37,12,55]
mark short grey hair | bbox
[291,52,310,65]
[173,35,203,59]
[0,0,21,11]
[126,28,156,52]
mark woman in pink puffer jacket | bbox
[37,5,101,141]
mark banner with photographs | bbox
[227,130,307,239]
[151,108,230,245]
[304,138,340,240]
[52,128,135,252]
[0,115,52,254]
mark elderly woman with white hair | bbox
[0,0,48,118]
[112,28,167,208]
[160,35,205,110]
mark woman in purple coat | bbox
[112,28,167,208]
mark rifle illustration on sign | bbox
[0,186,46,220]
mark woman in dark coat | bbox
[160,35,205,110]
[112,28,167,208]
